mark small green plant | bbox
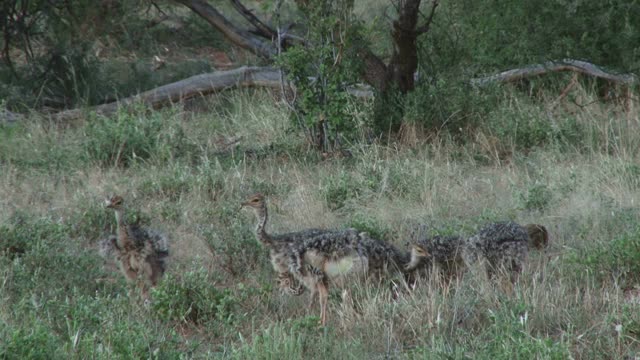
[348,215,391,241]
[276,0,364,151]
[151,270,235,325]
[487,105,553,152]
[0,215,68,261]
[567,226,640,287]
[472,301,570,359]
[0,321,62,359]
[230,323,307,360]
[322,171,365,210]
[520,183,553,211]
[138,167,193,200]
[201,202,264,276]
[83,107,195,167]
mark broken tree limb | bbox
[50,66,373,122]
[471,59,638,87]
[173,0,277,59]
[52,66,285,122]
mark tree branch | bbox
[416,0,439,34]
[172,0,276,59]
[471,59,638,86]
[50,66,372,123]
[228,0,277,40]
[52,66,284,122]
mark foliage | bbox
[0,121,85,171]
[0,321,63,360]
[474,301,571,359]
[348,215,391,242]
[277,0,364,151]
[201,202,264,277]
[568,226,640,287]
[321,171,367,210]
[456,0,640,72]
[520,183,553,211]
[83,107,196,167]
[0,0,147,109]
[0,214,68,263]
[151,270,235,325]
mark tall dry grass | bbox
[0,88,638,358]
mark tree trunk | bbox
[386,0,422,94]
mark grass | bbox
[0,88,639,358]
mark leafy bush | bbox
[0,321,62,359]
[321,171,366,210]
[83,108,196,167]
[520,183,553,211]
[348,215,392,242]
[276,0,364,150]
[473,301,570,359]
[151,270,235,325]
[403,76,498,135]
[0,121,85,172]
[568,226,640,287]
[138,166,193,200]
[0,215,68,261]
[486,105,553,151]
[201,203,263,276]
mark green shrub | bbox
[348,215,392,242]
[486,105,553,151]
[83,108,196,167]
[322,171,366,210]
[554,116,588,152]
[276,0,364,149]
[472,301,570,359]
[403,77,497,135]
[0,321,62,360]
[0,121,85,172]
[520,183,553,211]
[138,167,193,200]
[92,316,186,359]
[567,226,640,287]
[0,216,68,260]
[201,203,264,277]
[151,270,234,325]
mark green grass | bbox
[0,88,639,358]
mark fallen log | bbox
[471,59,638,86]
[51,66,373,122]
[51,66,287,122]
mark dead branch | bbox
[228,0,277,40]
[0,108,23,124]
[50,66,372,123]
[416,0,439,34]
[173,0,276,59]
[471,59,638,86]
[51,66,285,122]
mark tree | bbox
[172,0,439,136]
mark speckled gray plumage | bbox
[406,233,466,280]
[463,221,528,280]
[287,228,364,279]
[103,195,170,294]
[357,234,411,275]
[108,225,170,273]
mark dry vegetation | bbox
[0,88,639,358]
